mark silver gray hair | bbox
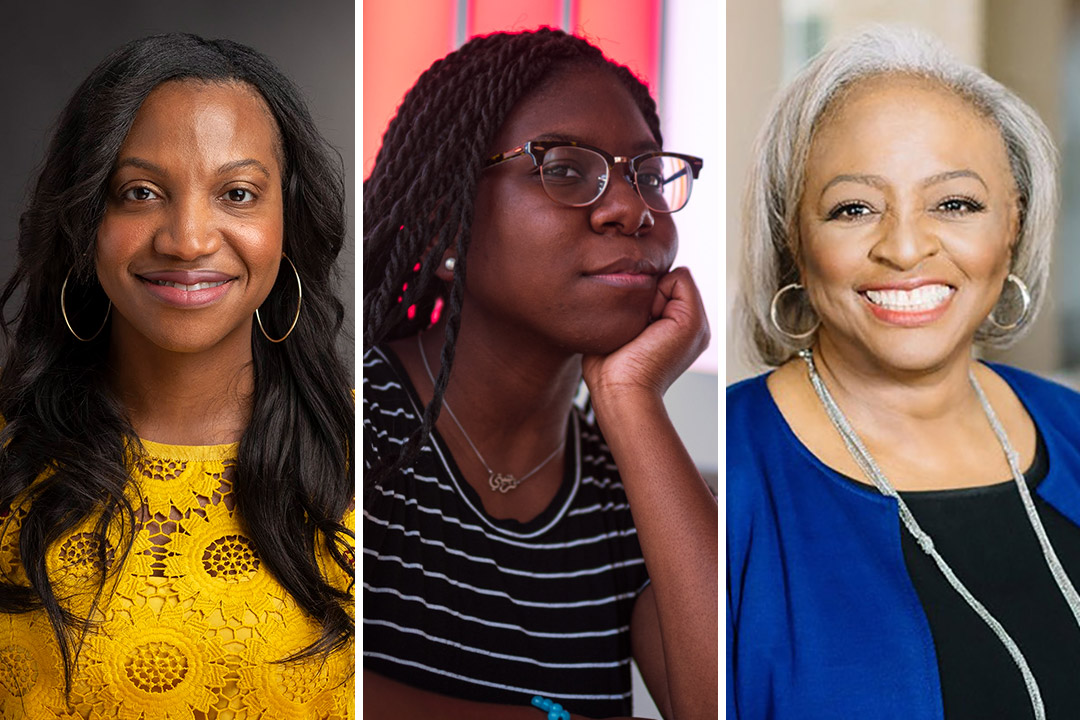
[737,25,1058,367]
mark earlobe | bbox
[435,249,457,282]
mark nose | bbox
[589,167,654,235]
[869,210,940,270]
[153,195,222,260]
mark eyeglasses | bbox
[486,140,703,213]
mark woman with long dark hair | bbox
[364,28,717,720]
[0,34,353,717]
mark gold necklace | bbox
[417,334,565,492]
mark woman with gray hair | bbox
[728,26,1080,720]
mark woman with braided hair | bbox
[363,28,717,720]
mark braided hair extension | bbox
[0,34,353,695]
[363,28,662,493]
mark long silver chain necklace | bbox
[800,348,1080,720]
[417,333,565,493]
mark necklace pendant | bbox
[489,472,520,493]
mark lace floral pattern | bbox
[0,439,354,719]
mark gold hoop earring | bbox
[60,266,111,342]
[255,253,302,343]
[769,283,819,340]
[987,273,1031,331]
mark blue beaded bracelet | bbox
[531,695,571,720]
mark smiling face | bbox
[96,80,285,356]
[462,64,678,355]
[797,75,1020,375]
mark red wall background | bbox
[362,0,664,177]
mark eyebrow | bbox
[217,158,272,179]
[534,132,581,144]
[114,157,165,174]
[532,133,661,155]
[820,173,888,194]
[112,156,272,179]
[820,170,989,194]
[921,169,988,191]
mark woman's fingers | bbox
[585,268,709,400]
[649,267,710,368]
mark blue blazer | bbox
[727,364,1080,719]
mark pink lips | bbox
[138,270,236,308]
[863,298,953,326]
[584,258,663,290]
[586,273,658,289]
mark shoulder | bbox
[362,345,402,385]
[362,345,422,463]
[726,371,772,417]
[989,362,1080,423]
[362,346,415,410]
[725,371,780,465]
[725,372,794,527]
[724,367,883,544]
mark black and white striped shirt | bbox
[362,345,649,718]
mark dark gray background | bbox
[0,0,354,362]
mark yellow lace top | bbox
[0,439,354,719]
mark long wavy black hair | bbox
[363,28,662,490]
[0,33,354,694]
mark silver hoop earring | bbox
[444,257,456,272]
[60,266,111,342]
[987,273,1031,331]
[255,253,303,343]
[770,283,820,340]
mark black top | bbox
[898,427,1080,719]
[362,345,650,718]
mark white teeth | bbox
[151,280,227,291]
[864,284,953,311]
